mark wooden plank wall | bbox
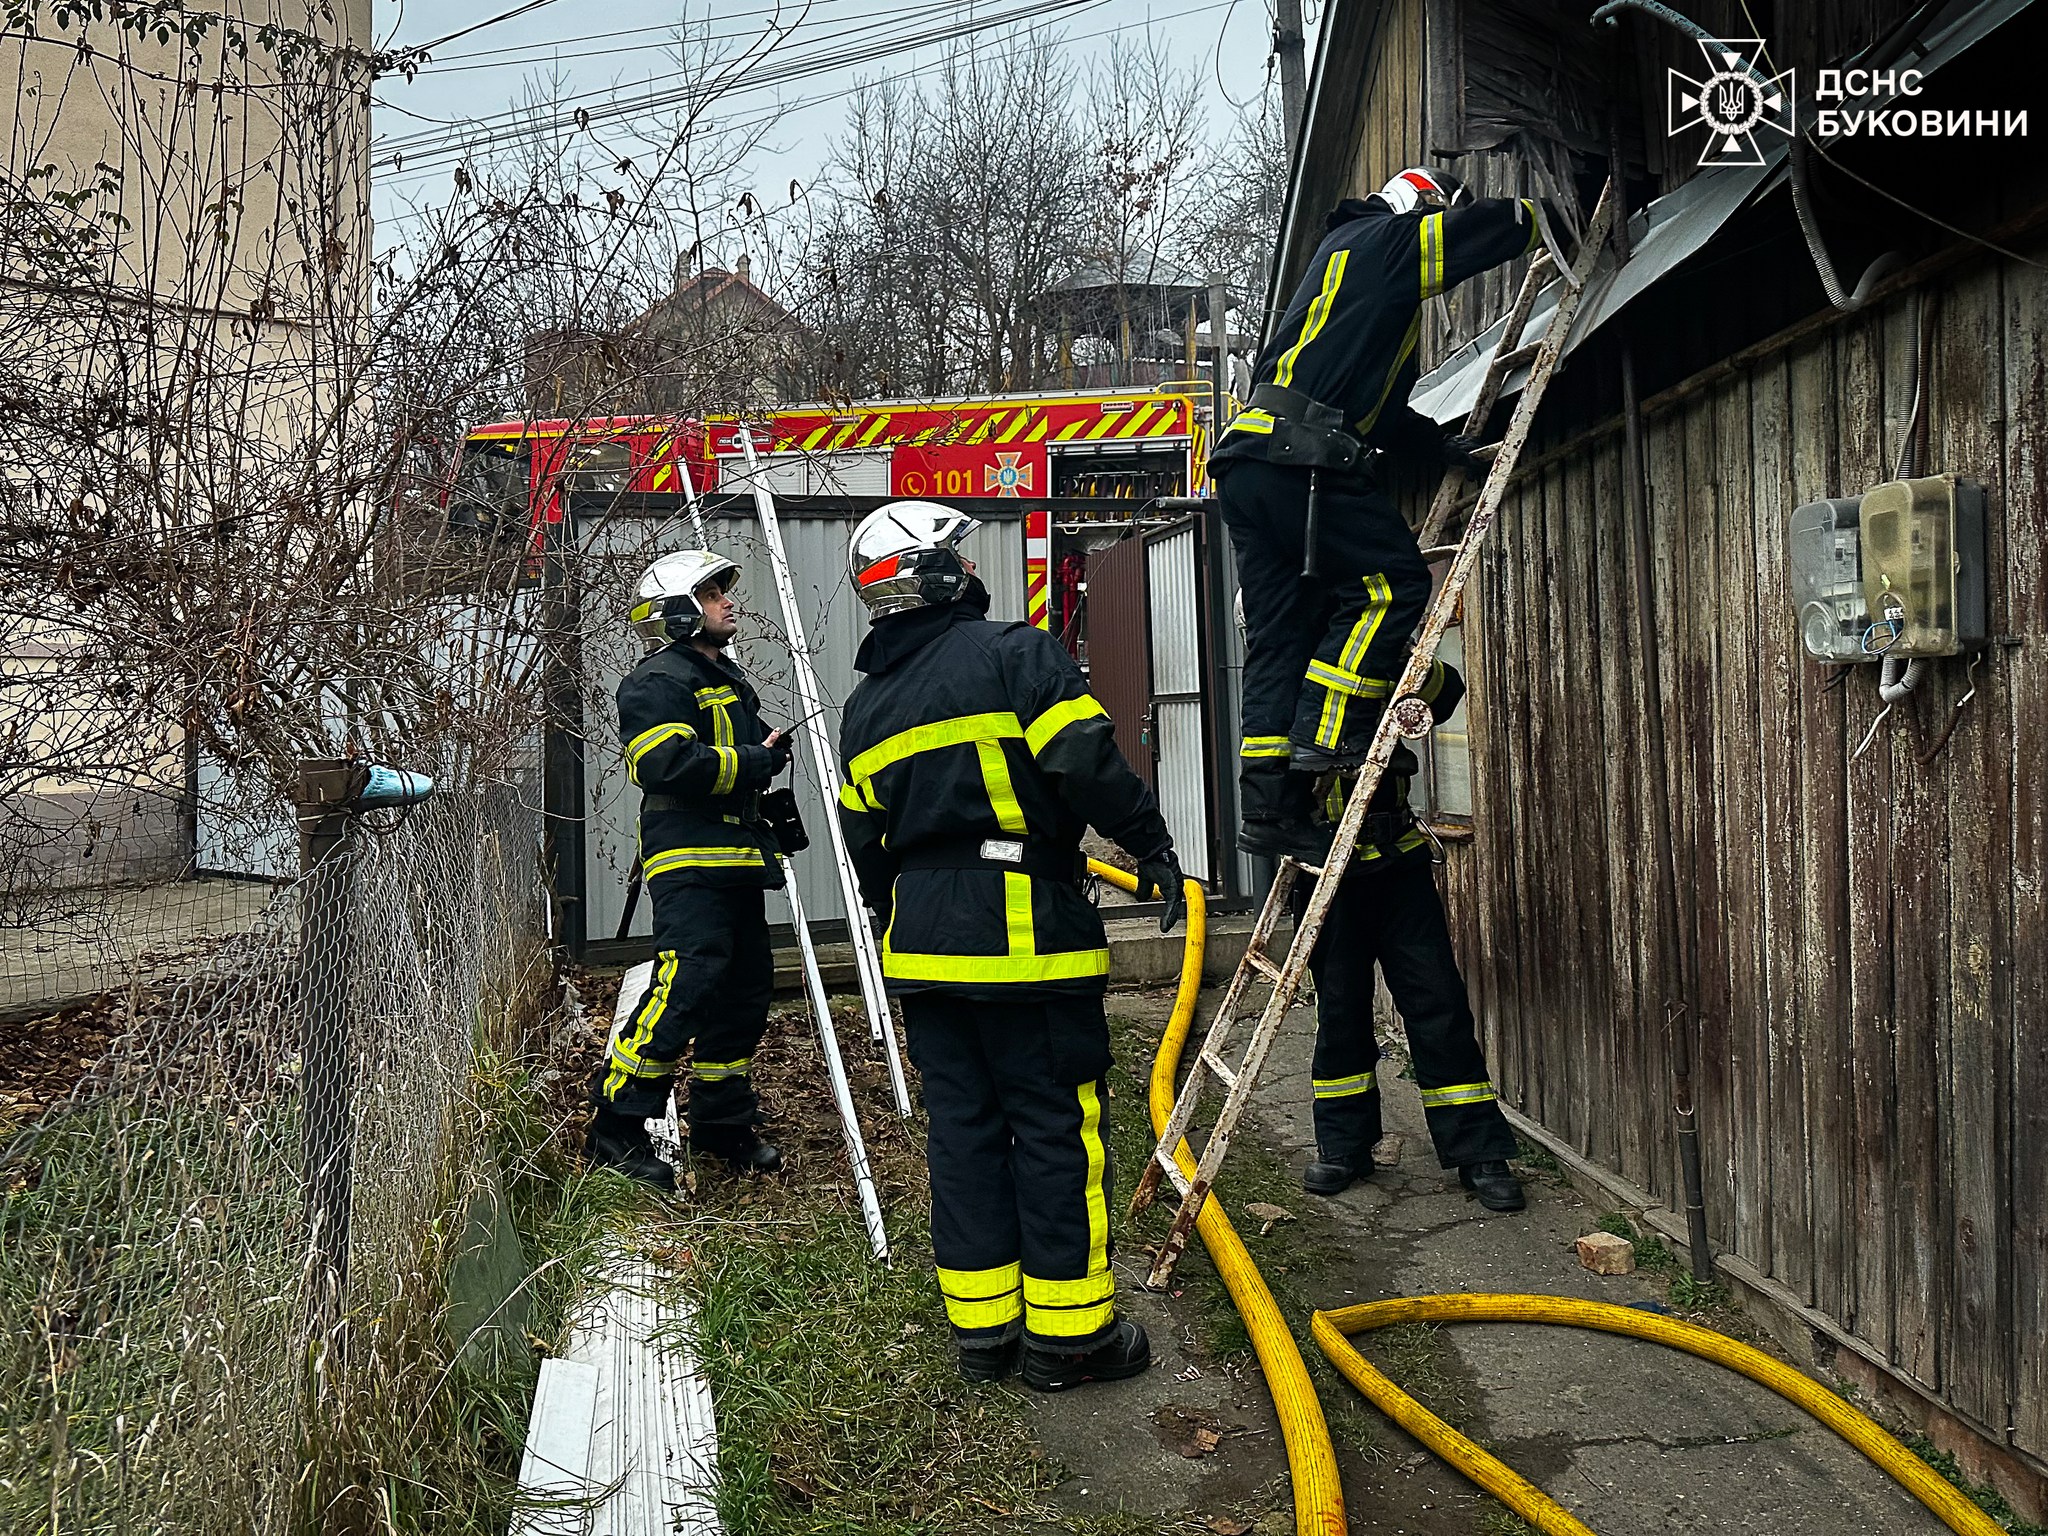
[1439,247,2047,1467]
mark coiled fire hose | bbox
[1092,859,2004,1536]
[1088,859,1347,1536]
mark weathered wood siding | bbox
[1437,248,2047,1466]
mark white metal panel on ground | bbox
[577,508,1028,940]
[1145,524,1208,881]
[560,1254,721,1536]
[511,1357,600,1536]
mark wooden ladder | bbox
[1128,184,1616,1290]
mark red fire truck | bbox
[450,387,1209,638]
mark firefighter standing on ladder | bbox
[1212,166,1548,858]
[837,501,1185,1391]
[588,549,795,1189]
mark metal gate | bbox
[1143,518,1213,882]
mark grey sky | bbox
[368,0,1318,245]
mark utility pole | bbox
[1274,0,1307,164]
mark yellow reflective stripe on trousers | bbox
[642,845,765,876]
[1240,735,1291,759]
[604,950,679,1095]
[692,1057,751,1081]
[1305,659,1392,699]
[977,739,1028,834]
[849,710,1025,783]
[937,1262,1023,1329]
[1274,249,1348,389]
[1419,1080,1499,1108]
[1417,658,1448,702]
[1025,1080,1114,1338]
[1024,694,1107,756]
[1315,574,1395,749]
[1419,212,1447,298]
[1313,1070,1377,1099]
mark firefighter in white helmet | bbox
[1212,166,1549,859]
[837,501,1183,1390]
[588,548,794,1189]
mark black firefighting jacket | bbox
[1214,194,1543,469]
[618,642,785,890]
[837,584,1172,1001]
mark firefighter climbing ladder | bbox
[1129,183,1617,1289]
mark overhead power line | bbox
[371,0,1103,175]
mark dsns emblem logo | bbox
[1669,38,1795,167]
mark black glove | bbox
[1441,432,1485,474]
[764,729,794,775]
[1133,850,1187,934]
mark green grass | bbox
[1905,1435,2048,1536]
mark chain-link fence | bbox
[0,775,553,1535]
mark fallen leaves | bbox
[1206,1517,1254,1535]
[1244,1200,1295,1237]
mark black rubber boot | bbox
[1237,767,1333,862]
[958,1336,1020,1382]
[585,1107,677,1193]
[1021,1319,1151,1393]
[692,1122,784,1175]
[1458,1159,1526,1212]
[1302,1151,1372,1197]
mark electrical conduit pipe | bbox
[1087,859,1347,1536]
[1311,1293,2006,1536]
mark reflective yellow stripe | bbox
[1520,198,1542,253]
[1224,408,1275,436]
[693,686,740,707]
[1004,872,1034,957]
[626,722,695,784]
[1338,574,1394,672]
[1419,212,1447,297]
[1274,250,1348,389]
[1419,1080,1499,1108]
[711,745,739,795]
[938,1263,1023,1330]
[1355,313,1422,434]
[1024,694,1107,756]
[1418,659,1447,702]
[1305,659,1393,699]
[1314,688,1348,751]
[1355,828,1430,864]
[1240,735,1291,759]
[977,739,1028,834]
[603,951,679,1096]
[1026,1081,1114,1337]
[881,944,1111,984]
[849,711,1024,783]
[643,845,765,875]
[1314,1071,1377,1099]
[629,599,656,624]
[839,781,865,811]
[692,1057,751,1081]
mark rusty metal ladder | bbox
[1128,185,1616,1289]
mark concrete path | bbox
[0,876,276,1022]
[1027,986,1950,1535]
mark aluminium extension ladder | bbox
[1128,182,1617,1289]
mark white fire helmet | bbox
[1376,166,1471,215]
[630,548,741,646]
[847,501,982,618]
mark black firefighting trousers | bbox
[594,881,772,1127]
[901,992,1119,1354]
[1220,458,1431,808]
[1294,850,1517,1170]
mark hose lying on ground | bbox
[1312,1292,2006,1536]
[1088,859,1347,1536]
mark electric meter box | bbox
[1859,474,1987,657]
[1789,495,1869,662]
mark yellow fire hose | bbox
[1088,859,1347,1536]
[1313,1293,2005,1536]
